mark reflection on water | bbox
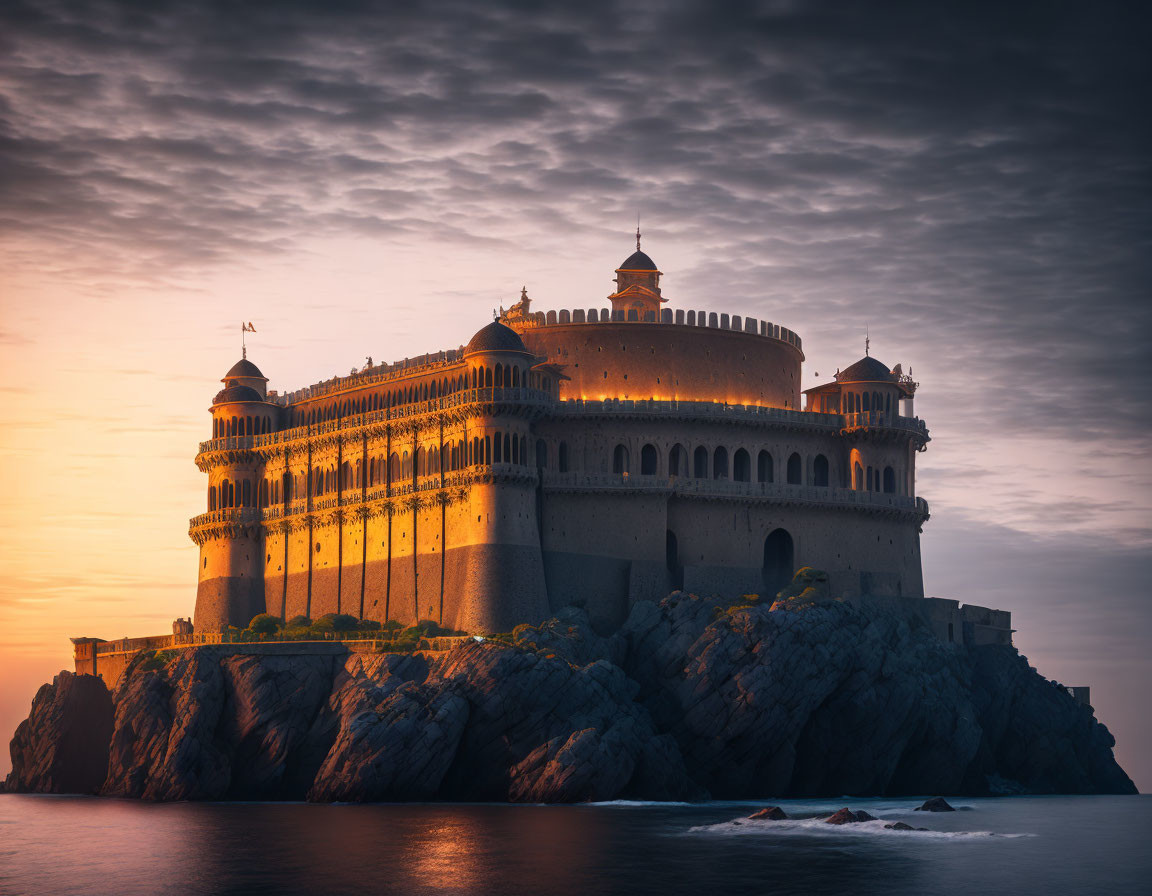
[1,795,1148,896]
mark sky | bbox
[0,0,1149,788]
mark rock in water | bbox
[825,808,877,824]
[5,672,113,794]
[884,822,916,830]
[748,806,788,820]
[916,796,956,812]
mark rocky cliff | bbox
[5,592,1137,800]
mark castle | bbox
[189,236,933,635]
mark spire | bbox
[636,216,641,252]
[865,325,870,357]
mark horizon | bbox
[1,0,1149,791]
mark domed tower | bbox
[453,320,549,632]
[191,357,278,631]
[608,227,664,317]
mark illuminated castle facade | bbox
[191,240,929,633]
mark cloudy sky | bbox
[1,0,1149,787]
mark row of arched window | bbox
[280,364,552,429]
[844,391,894,414]
[610,443,828,486]
[213,415,273,438]
[854,463,898,494]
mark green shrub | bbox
[381,620,403,634]
[312,613,360,632]
[286,615,311,628]
[247,613,282,635]
[138,649,178,672]
[357,618,382,631]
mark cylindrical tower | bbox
[190,358,276,631]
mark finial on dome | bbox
[521,285,528,301]
[865,325,870,358]
[636,216,641,252]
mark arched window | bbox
[282,472,292,504]
[389,453,400,483]
[495,365,504,387]
[258,479,269,508]
[763,528,794,595]
[485,368,493,388]
[862,392,870,412]
[757,450,773,483]
[867,466,874,491]
[733,448,750,482]
[693,446,709,478]
[536,439,547,468]
[558,441,569,473]
[505,433,513,464]
[208,486,217,511]
[813,454,829,487]
[786,452,802,485]
[512,366,520,387]
[883,466,896,494]
[641,444,658,475]
[713,446,729,480]
[854,461,863,490]
[242,479,252,507]
[669,444,686,477]
[612,444,629,474]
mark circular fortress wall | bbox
[519,316,804,408]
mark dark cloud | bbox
[0,0,1149,440]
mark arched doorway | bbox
[641,443,658,475]
[763,528,794,596]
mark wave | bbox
[685,817,1032,839]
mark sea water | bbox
[1,794,1148,895]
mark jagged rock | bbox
[884,822,927,831]
[748,806,788,820]
[5,672,113,794]
[916,796,955,812]
[826,808,877,824]
[6,599,1138,802]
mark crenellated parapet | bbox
[502,305,803,354]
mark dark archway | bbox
[763,528,794,596]
[669,443,686,477]
[641,443,658,475]
[757,450,773,483]
[693,445,708,478]
[813,454,829,487]
[786,452,802,485]
[883,466,896,494]
[612,444,630,474]
[536,439,547,468]
[713,446,729,480]
[733,448,751,482]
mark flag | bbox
[243,322,256,332]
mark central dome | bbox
[223,358,266,381]
[617,249,658,271]
[835,356,896,383]
[464,320,532,356]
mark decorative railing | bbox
[188,508,261,529]
[198,387,554,456]
[541,471,929,516]
[841,411,929,436]
[556,398,842,429]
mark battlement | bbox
[271,349,469,407]
[504,306,803,353]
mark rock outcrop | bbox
[6,593,1138,801]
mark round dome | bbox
[223,358,266,381]
[617,249,658,271]
[212,384,264,405]
[835,356,896,383]
[464,321,531,356]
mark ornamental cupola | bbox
[608,226,664,316]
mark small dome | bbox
[617,250,658,271]
[464,321,531,356]
[213,384,264,405]
[223,358,266,381]
[835,356,897,383]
